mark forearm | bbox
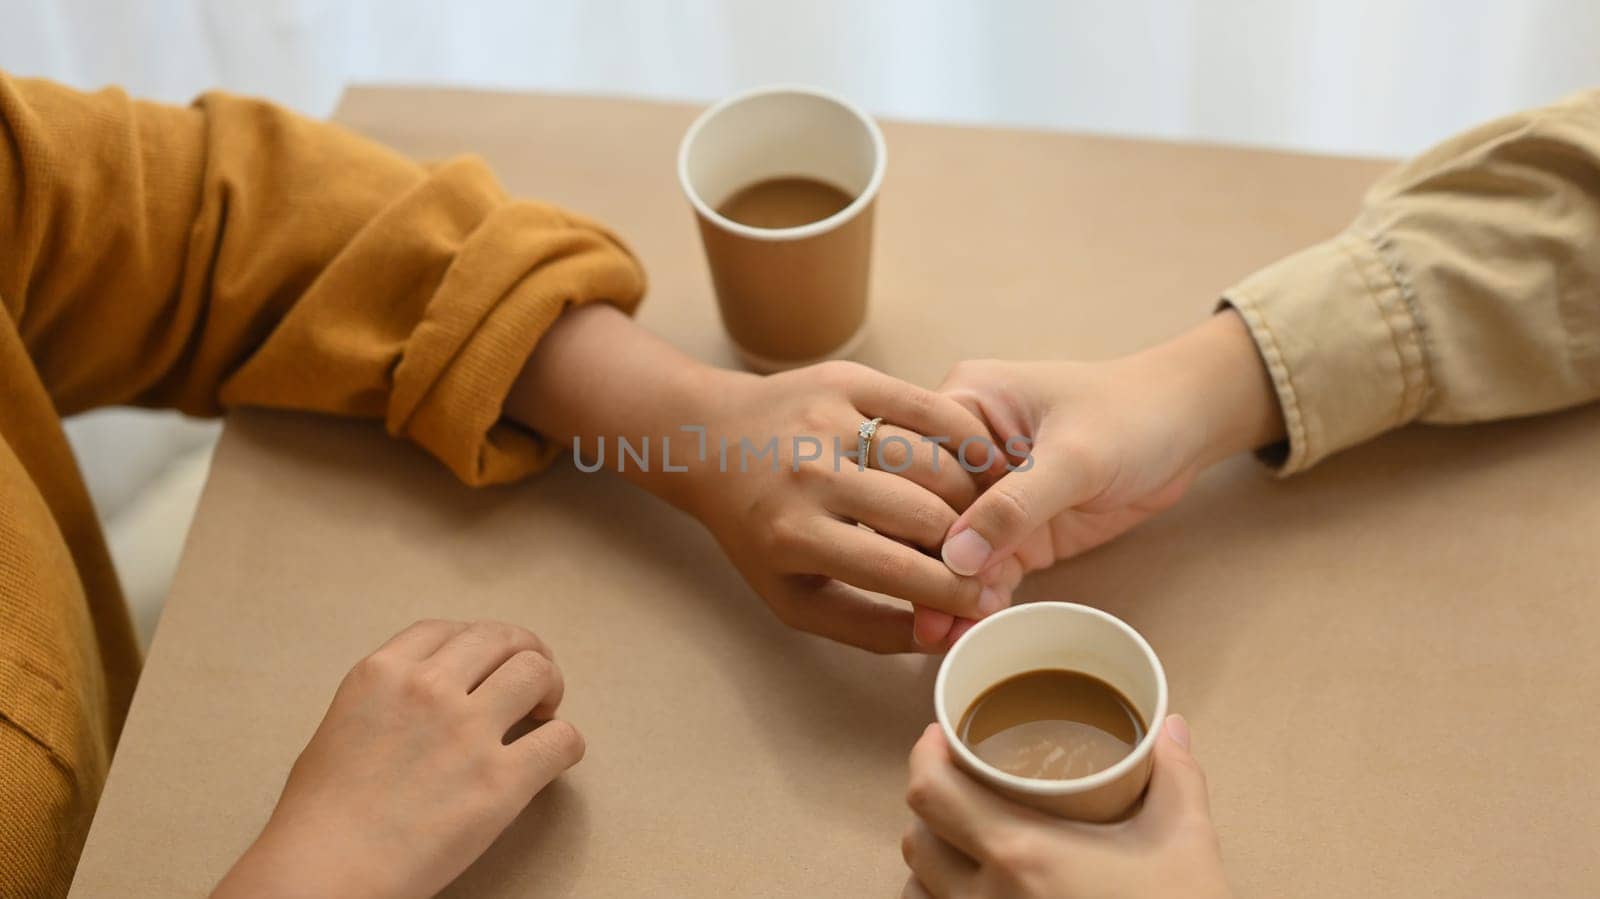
[213,821,393,899]
[1132,309,1286,469]
[504,303,752,511]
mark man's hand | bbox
[915,310,1285,645]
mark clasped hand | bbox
[699,312,1276,655]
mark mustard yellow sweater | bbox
[0,73,644,897]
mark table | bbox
[69,87,1600,898]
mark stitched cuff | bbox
[1220,232,1429,475]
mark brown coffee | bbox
[958,669,1145,780]
[716,176,854,229]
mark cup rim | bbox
[933,601,1170,796]
[676,83,887,243]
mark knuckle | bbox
[987,831,1040,872]
[879,433,912,469]
[543,719,587,765]
[899,827,918,865]
[983,482,1033,535]
[763,516,811,558]
[942,359,993,388]
[451,621,494,653]
[947,359,979,380]
[402,666,455,706]
[955,575,983,611]
[347,651,400,687]
[904,775,935,815]
[896,385,935,420]
[869,550,913,584]
[911,502,954,541]
[505,649,556,687]
[813,359,863,385]
[790,455,830,484]
[797,401,838,438]
[473,619,519,645]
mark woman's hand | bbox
[508,305,1002,655]
[673,360,1000,653]
[900,717,1232,899]
[213,620,583,899]
[915,310,1285,645]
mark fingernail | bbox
[941,529,992,576]
[977,587,1005,617]
[1165,714,1191,750]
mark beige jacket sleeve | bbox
[1223,90,1600,474]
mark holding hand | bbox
[901,717,1231,899]
[679,360,1000,653]
[509,306,1000,655]
[917,311,1285,644]
[214,620,583,899]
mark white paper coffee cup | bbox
[934,602,1169,821]
[677,84,885,372]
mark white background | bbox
[5,0,1600,639]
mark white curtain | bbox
[7,0,1599,156]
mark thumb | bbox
[939,442,1096,576]
[1141,714,1214,825]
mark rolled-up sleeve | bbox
[1,74,646,487]
[1222,91,1600,474]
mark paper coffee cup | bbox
[677,85,885,372]
[934,602,1169,822]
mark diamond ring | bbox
[857,417,884,470]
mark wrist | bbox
[624,363,758,517]
[1139,309,1285,470]
[215,817,394,899]
[503,303,759,513]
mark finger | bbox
[901,876,936,899]
[503,718,586,796]
[940,441,1100,577]
[968,556,1026,622]
[825,468,958,550]
[868,424,980,512]
[975,550,1025,593]
[808,520,988,618]
[912,606,957,650]
[1138,714,1214,829]
[1011,527,1059,575]
[425,620,552,690]
[772,578,919,654]
[374,619,468,661]
[473,649,566,731]
[847,371,1000,473]
[918,552,1024,650]
[901,821,978,898]
[943,618,976,647]
[906,725,1060,862]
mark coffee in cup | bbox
[677,85,885,372]
[935,602,1169,821]
[958,668,1148,780]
